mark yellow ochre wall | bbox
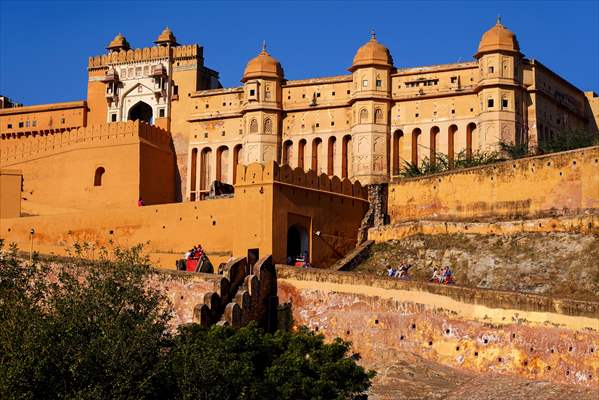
[0,169,22,219]
[0,163,367,269]
[0,121,176,215]
[0,101,87,134]
[388,146,599,222]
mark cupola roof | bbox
[106,33,130,52]
[242,42,284,82]
[476,17,520,57]
[155,27,179,46]
[349,30,393,71]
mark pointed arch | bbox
[430,126,440,165]
[298,139,307,170]
[374,108,384,124]
[411,128,421,165]
[341,135,352,179]
[233,144,243,184]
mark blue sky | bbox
[1,1,598,105]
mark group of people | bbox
[386,262,412,280]
[385,262,455,285]
[430,266,454,285]
[184,244,205,260]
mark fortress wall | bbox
[234,162,369,266]
[0,180,273,269]
[276,267,599,388]
[388,146,599,222]
[0,121,174,214]
[0,169,22,219]
[369,213,599,242]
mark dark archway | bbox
[94,167,105,186]
[286,224,309,264]
[128,101,153,123]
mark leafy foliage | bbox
[399,149,503,178]
[0,241,373,400]
[538,128,599,154]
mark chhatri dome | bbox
[350,30,393,71]
[106,33,130,52]
[155,26,179,46]
[476,17,520,57]
[242,42,284,82]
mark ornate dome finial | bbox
[262,40,267,52]
[496,14,502,25]
[370,28,377,40]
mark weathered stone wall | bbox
[369,213,599,242]
[388,146,599,222]
[276,267,599,388]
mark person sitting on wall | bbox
[137,198,144,207]
[442,266,454,284]
[294,255,306,268]
[386,265,396,277]
[398,264,412,280]
[184,250,191,260]
[430,267,440,283]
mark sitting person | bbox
[386,265,396,277]
[430,268,440,282]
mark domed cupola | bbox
[242,43,284,82]
[476,17,520,58]
[155,26,179,47]
[106,33,130,52]
[349,30,393,71]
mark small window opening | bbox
[488,66,494,73]
[376,79,382,87]
[502,99,508,108]
[94,167,105,186]
[159,108,165,118]
[249,89,255,96]
[488,99,494,108]
[111,113,117,122]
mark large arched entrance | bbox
[128,101,153,124]
[286,224,309,264]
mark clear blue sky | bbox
[1,1,598,105]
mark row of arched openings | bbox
[391,123,477,175]
[282,135,352,178]
[189,144,243,199]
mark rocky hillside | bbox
[355,232,599,301]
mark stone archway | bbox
[128,101,153,124]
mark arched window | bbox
[128,101,153,123]
[359,108,368,124]
[298,139,307,169]
[249,119,258,133]
[94,167,105,186]
[264,118,272,134]
[283,140,293,165]
[233,144,243,184]
[374,108,383,124]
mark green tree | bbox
[0,242,374,399]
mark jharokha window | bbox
[94,167,105,186]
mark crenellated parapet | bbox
[234,161,367,200]
[0,121,171,165]
[88,44,201,70]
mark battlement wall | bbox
[235,161,368,200]
[1,121,171,166]
[388,146,599,222]
[88,45,201,69]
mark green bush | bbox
[0,242,373,400]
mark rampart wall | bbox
[276,267,599,389]
[1,163,368,268]
[369,213,599,242]
[0,121,174,214]
[388,146,599,223]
